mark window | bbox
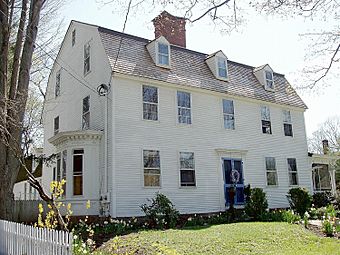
[82,96,90,130]
[312,164,332,191]
[217,57,228,78]
[54,116,59,135]
[62,150,67,196]
[265,157,277,186]
[84,42,90,75]
[157,42,169,66]
[177,91,191,124]
[265,70,274,89]
[143,150,160,187]
[56,152,61,181]
[283,110,293,137]
[73,149,84,195]
[180,152,196,186]
[72,29,76,46]
[55,70,60,97]
[261,106,272,134]
[223,99,234,129]
[287,158,298,186]
[143,85,158,120]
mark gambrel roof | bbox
[96,25,307,109]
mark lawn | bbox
[95,222,340,255]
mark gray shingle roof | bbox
[98,26,307,109]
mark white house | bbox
[42,11,311,217]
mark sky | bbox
[60,0,339,137]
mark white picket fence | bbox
[0,219,73,255]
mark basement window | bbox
[157,42,170,66]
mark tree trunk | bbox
[0,0,45,221]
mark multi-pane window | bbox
[265,71,274,89]
[287,158,298,186]
[223,99,234,129]
[217,57,228,78]
[261,106,272,134]
[143,85,158,121]
[143,150,160,187]
[82,96,90,130]
[72,29,76,46]
[180,152,196,187]
[177,91,191,124]
[283,110,293,137]
[158,43,169,66]
[312,164,332,191]
[55,70,61,97]
[62,150,67,196]
[265,157,278,186]
[84,42,90,75]
[73,149,84,195]
[54,116,59,135]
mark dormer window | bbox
[253,64,275,91]
[265,70,274,89]
[217,57,228,78]
[146,36,171,68]
[157,42,170,66]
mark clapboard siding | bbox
[113,76,310,216]
[42,22,111,215]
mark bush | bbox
[141,192,179,228]
[287,188,312,217]
[282,210,301,224]
[312,192,334,208]
[245,188,268,220]
[322,220,334,236]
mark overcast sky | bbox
[61,0,339,138]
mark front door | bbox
[223,159,244,206]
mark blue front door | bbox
[223,159,245,206]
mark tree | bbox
[100,0,339,89]
[0,0,65,222]
[308,116,340,154]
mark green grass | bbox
[95,222,340,255]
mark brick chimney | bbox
[152,11,186,48]
[322,139,329,154]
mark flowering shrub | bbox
[35,180,73,230]
[141,193,179,228]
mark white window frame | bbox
[217,57,228,79]
[143,149,161,187]
[157,42,170,67]
[55,70,61,98]
[287,158,298,186]
[73,149,84,196]
[265,157,278,186]
[264,70,274,90]
[177,91,192,125]
[142,85,159,121]
[222,99,235,130]
[179,152,196,187]
[261,106,272,134]
[84,42,90,75]
[283,110,293,137]
[82,96,90,130]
